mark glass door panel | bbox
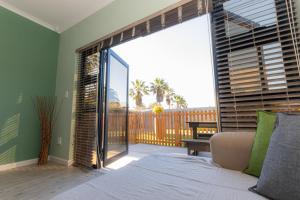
[103,49,129,166]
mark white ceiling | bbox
[0,0,114,33]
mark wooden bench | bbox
[181,139,211,156]
[186,121,218,139]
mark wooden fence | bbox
[128,108,218,146]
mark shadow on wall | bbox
[0,113,20,164]
[0,92,39,165]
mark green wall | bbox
[0,7,59,165]
[52,0,180,160]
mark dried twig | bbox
[33,96,59,165]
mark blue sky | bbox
[112,15,215,108]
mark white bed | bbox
[52,147,266,200]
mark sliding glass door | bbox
[99,49,129,166]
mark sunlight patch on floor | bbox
[106,144,187,170]
[106,155,141,170]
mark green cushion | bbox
[244,111,277,177]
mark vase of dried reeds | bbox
[33,96,57,165]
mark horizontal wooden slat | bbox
[74,47,99,168]
[212,0,300,131]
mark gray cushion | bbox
[254,113,300,200]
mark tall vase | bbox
[38,116,52,165]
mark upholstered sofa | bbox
[210,132,256,171]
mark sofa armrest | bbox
[210,132,255,171]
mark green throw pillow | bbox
[244,111,277,177]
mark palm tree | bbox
[150,78,169,104]
[109,88,121,110]
[129,80,149,108]
[173,95,188,109]
[165,87,175,109]
[109,88,120,103]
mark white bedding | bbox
[52,153,266,200]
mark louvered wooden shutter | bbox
[74,46,99,167]
[212,0,300,131]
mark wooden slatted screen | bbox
[74,46,99,167]
[212,0,300,131]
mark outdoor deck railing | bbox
[128,108,218,146]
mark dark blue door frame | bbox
[97,49,129,167]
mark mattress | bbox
[52,153,266,200]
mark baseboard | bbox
[49,155,74,166]
[0,156,73,171]
[0,158,38,172]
